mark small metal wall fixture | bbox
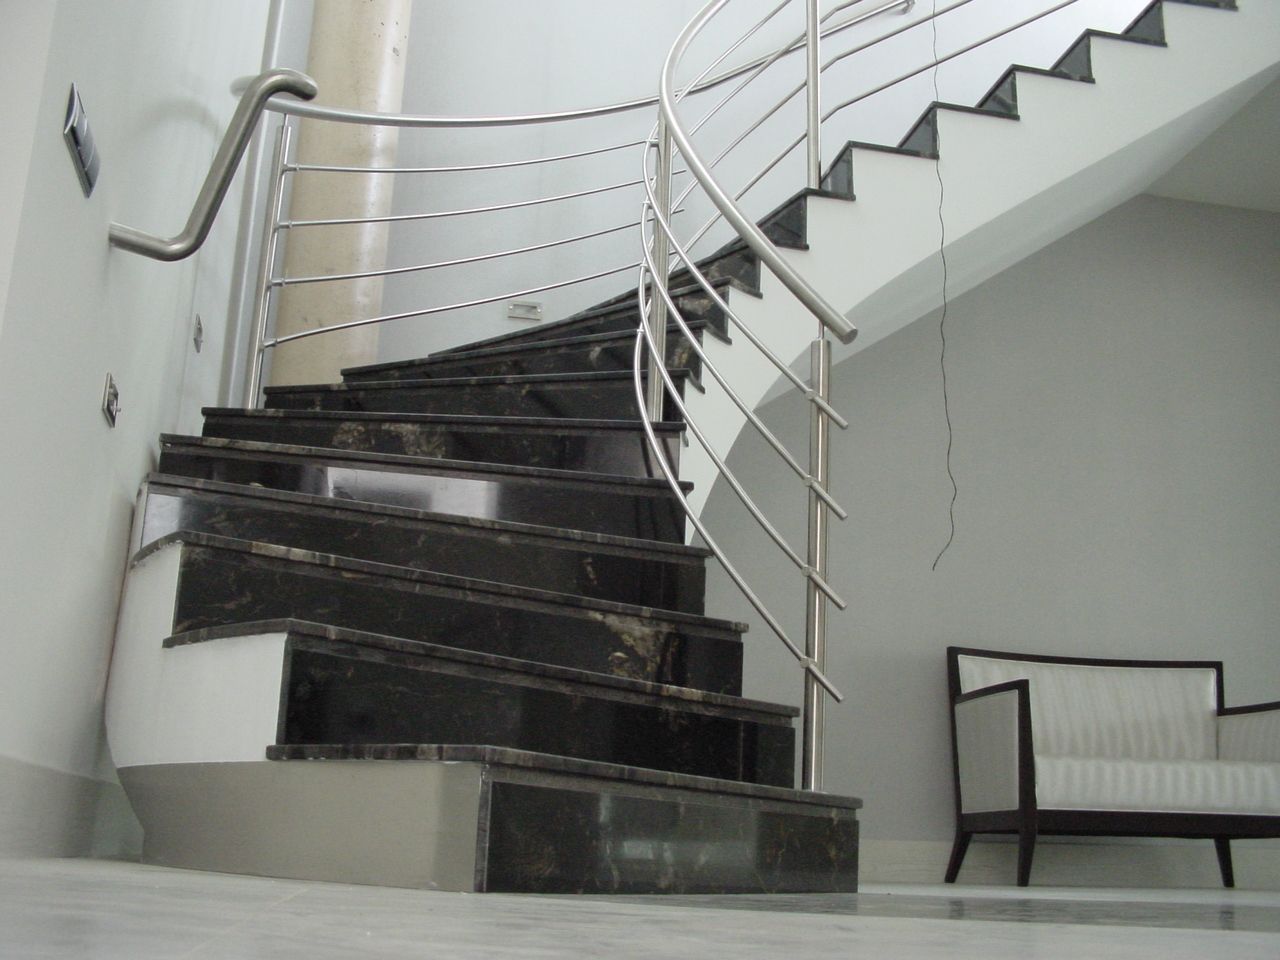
[101,374,121,427]
[64,84,100,197]
[507,301,543,322]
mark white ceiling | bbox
[1147,74,1280,214]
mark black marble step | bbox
[200,408,681,477]
[171,620,790,785]
[262,370,688,422]
[140,474,710,614]
[897,100,1022,160]
[150,533,745,693]
[159,435,690,542]
[342,323,711,384]
[431,276,747,357]
[266,743,862,893]
[975,64,1095,117]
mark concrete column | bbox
[268,0,412,386]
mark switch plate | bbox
[101,374,120,427]
[64,84,100,197]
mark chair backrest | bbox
[950,648,1223,761]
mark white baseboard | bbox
[859,837,1280,891]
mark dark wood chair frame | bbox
[944,645,1280,887]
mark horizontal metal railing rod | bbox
[640,206,849,525]
[263,262,637,348]
[251,0,899,130]
[282,175,680,229]
[642,149,849,432]
[274,217,661,287]
[629,326,844,702]
[290,138,649,175]
[824,0,1084,121]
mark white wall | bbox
[0,0,267,856]
[701,194,1280,886]
[289,0,1152,366]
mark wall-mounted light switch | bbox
[101,373,121,427]
[64,84,100,197]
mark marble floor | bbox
[3,858,1279,959]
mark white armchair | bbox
[945,647,1280,886]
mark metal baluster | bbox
[646,118,674,421]
[805,0,822,189]
[802,336,833,791]
[244,119,292,408]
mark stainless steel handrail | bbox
[110,69,317,261]
[660,2,857,345]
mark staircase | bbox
[104,0,1275,893]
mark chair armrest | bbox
[953,679,1033,814]
[1218,700,1280,762]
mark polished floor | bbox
[3,858,1279,959]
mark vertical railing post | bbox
[244,118,292,409]
[805,0,822,189]
[802,336,832,792]
[646,117,674,421]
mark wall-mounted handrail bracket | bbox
[109,69,317,262]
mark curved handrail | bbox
[109,69,317,262]
[660,1,857,345]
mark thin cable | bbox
[931,0,957,572]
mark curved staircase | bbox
[105,0,1275,892]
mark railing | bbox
[113,0,1095,791]
[635,0,1087,790]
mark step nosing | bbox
[164,619,790,718]
[163,434,693,491]
[145,532,745,633]
[144,473,712,559]
[346,324,711,371]
[265,369,690,393]
[199,409,684,433]
[266,743,863,808]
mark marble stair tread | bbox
[340,322,712,383]
[160,434,691,542]
[140,474,711,614]
[262,369,690,421]
[199,408,683,477]
[267,742,862,811]
[430,275,750,357]
[167,619,793,785]
[173,623,788,785]
[147,532,745,693]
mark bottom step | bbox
[119,746,861,894]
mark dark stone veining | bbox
[163,534,745,694]
[277,633,792,785]
[200,409,682,477]
[142,476,709,613]
[160,435,689,542]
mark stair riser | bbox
[264,376,681,421]
[173,543,743,694]
[142,485,706,614]
[200,413,679,477]
[159,447,687,542]
[119,757,861,893]
[282,640,790,785]
[344,334,702,383]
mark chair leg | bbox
[1016,826,1037,887]
[944,828,972,883]
[1214,837,1235,888]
